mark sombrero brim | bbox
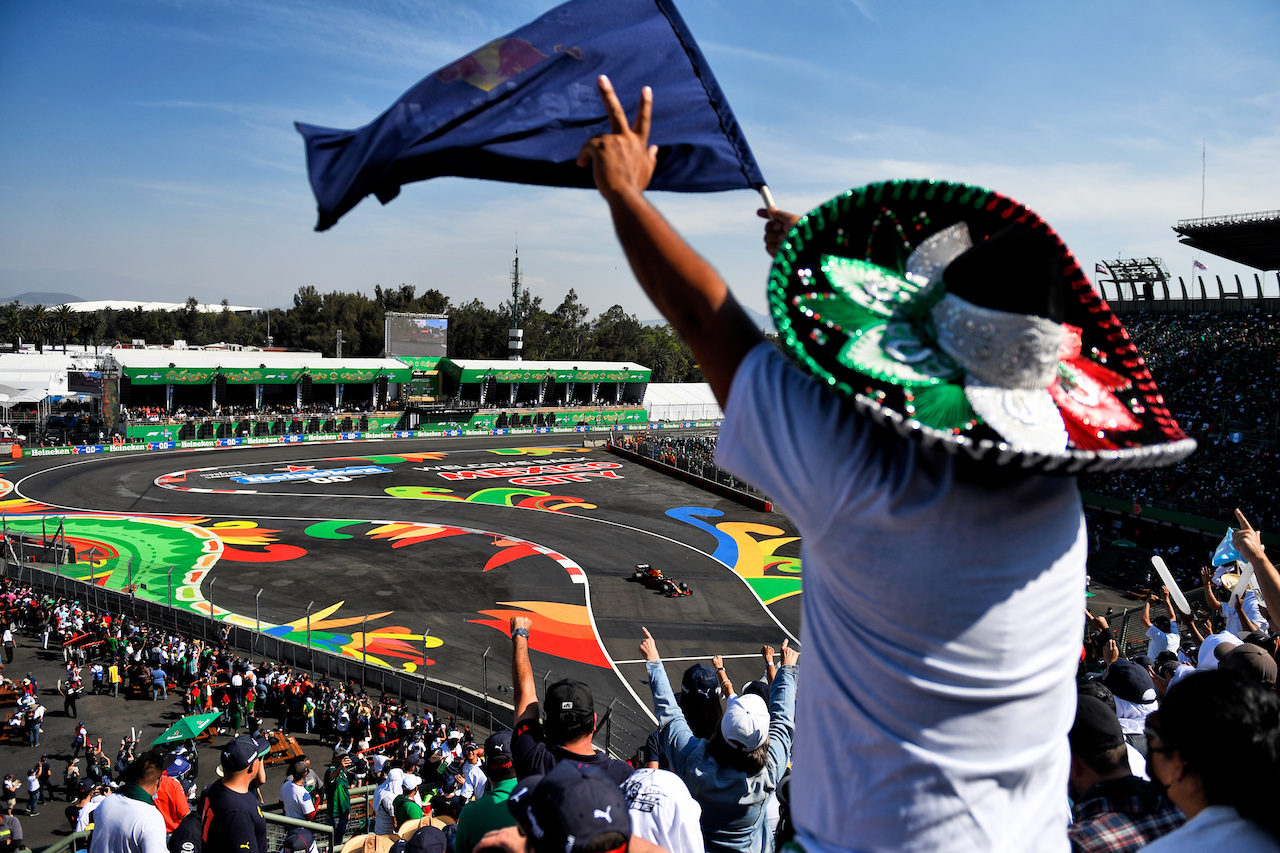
[769,180,1196,474]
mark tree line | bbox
[2,285,706,383]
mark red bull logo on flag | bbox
[437,38,551,92]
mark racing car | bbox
[630,564,692,597]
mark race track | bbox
[6,434,803,747]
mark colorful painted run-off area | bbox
[2,441,802,687]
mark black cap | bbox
[545,679,593,729]
[219,735,269,771]
[282,828,314,852]
[507,773,544,835]
[680,664,720,700]
[523,763,630,853]
[1070,695,1125,755]
[405,826,447,853]
[1102,659,1157,705]
[484,730,513,767]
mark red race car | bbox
[630,564,692,597]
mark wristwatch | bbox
[511,627,530,640]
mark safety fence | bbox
[606,433,771,511]
[3,555,515,736]
[17,419,726,459]
[4,545,656,761]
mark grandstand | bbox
[1077,307,1280,531]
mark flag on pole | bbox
[1095,263,1108,275]
[296,0,766,231]
[1193,260,1208,270]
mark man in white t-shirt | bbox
[1142,587,1180,658]
[575,76,1193,852]
[455,743,488,802]
[280,763,318,822]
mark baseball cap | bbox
[679,664,720,700]
[220,734,270,771]
[401,773,423,791]
[1219,643,1278,689]
[404,826,447,853]
[1069,695,1125,755]
[720,694,769,751]
[282,828,315,852]
[522,763,630,853]
[164,754,191,778]
[741,679,770,703]
[1101,659,1157,705]
[545,679,594,729]
[506,773,544,835]
[484,730,513,767]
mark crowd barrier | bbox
[606,435,771,511]
[17,420,726,458]
[4,549,657,766]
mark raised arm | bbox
[761,644,777,684]
[509,616,538,727]
[1200,567,1222,612]
[1141,596,1153,630]
[1234,509,1279,613]
[577,76,764,406]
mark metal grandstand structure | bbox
[1173,209,1280,271]
[1095,257,1172,301]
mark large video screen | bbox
[385,313,448,358]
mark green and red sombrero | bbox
[768,179,1196,474]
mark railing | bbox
[39,809,340,853]
[1177,209,1280,229]
[608,434,769,507]
[4,538,658,764]
[3,552,516,737]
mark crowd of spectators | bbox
[1079,311,1280,527]
[613,433,763,497]
[119,402,383,425]
[1073,519,1280,849]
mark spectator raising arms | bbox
[638,627,796,853]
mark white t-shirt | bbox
[280,780,315,820]
[622,769,705,853]
[86,792,166,852]
[1197,633,1242,670]
[77,795,105,831]
[1221,589,1268,635]
[717,343,1085,853]
[1145,624,1179,658]
[460,761,487,801]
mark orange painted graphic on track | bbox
[470,601,611,668]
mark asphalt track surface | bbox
[11,434,803,745]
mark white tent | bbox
[0,353,75,402]
[642,383,723,422]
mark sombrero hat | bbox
[769,179,1196,474]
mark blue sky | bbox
[2,0,1277,322]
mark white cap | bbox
[720,694,769,751]
[402,774,422,791]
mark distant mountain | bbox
[0,291,84,307]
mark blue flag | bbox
[297,0,766,231]
[1212,527,1241,566]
